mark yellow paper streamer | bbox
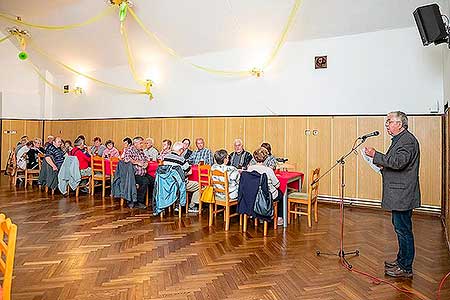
[0,6,115,30]
[128,0,302,76]
[262,0,302,69]
[28,60,76,94]
[128,7,251,76]
[30,41,151,95]
[120,23,147,86]
[0,34,12,44]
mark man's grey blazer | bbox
[373,130,421,211]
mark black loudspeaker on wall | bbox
[413,3,448,46]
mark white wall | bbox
[48,27,450,118]
[0,34,46,119]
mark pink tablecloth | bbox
[147,161,159,177]
[276,171,304,192]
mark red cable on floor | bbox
[437,270,450,300]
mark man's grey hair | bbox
[146,137,154,144]
[234,138,243,145]
[172,141,184,152]
[389,111,408,129]
[133,136,144,144]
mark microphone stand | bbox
[315,137,368,269]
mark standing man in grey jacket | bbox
[364,111,420,278]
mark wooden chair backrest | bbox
[211,169,230,203]
[110,157,120,177]
[309,168,320,202]
[0,214,17,300]
[37,153,45,170]
[91,156,105,174]
[198,164,211,190]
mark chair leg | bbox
[274,202,278,230]
[24,173,28,188]
[243,214,248,233]
[208,204,213,227]
[45,186,48,193]
[178,204,182,219]
[239,214,242,226]
[254,218,258,228]
[199,199,202,216]
[314,200,318,223]
[225,205,230,231]
[102,179,106,198]
[90,178,95,195]
[288,201,291,225]
[120,198,124,207]
[145,192,149,207]
[307,203,312,227]
[185,192,189,213]
[263,221,268,237]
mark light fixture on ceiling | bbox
[107,0,134,7]
[6,27,31,38]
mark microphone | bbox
[358,131,380,140]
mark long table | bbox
[276,171,304,228]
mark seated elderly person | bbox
[212,149,240,200]
[228,139,252,170]
[16,141,32,170]
[102,140,120,159]
[70,137,92,177]
[121,137,132,159]
[144,138,159,161]
[27,138,45,170]
[181,138,192,159]
[15,135,29,155]
[45,137,65,172]
[123,136,155,209]
[247,147,283,226]
[44,135,54,151]
[90,136,106,156]
[157,139,172,160]
[163,141,200,213]
[187,138,214,165]
[249,142,277,169]
[69,137,92,192]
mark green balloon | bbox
[18,51,28,60]
[119,2,128,22]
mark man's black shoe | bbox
[385,266,413,278]
[384,259,398,269]
[135,203,147,209]
[127,202,135,209]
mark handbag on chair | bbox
[200,185,215,203]
[253,174,274,219]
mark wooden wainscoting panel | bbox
[177,118,193,143]
[193,118,209,146]
[148,119,162,150]
[208,118,226,152]
[137,119,151,139]
[161,118,178,144]
[225,117,245,153]
[1,120,11,169]
[25,121,43,141]
[286,117,308,191]
[245,117,264,155]
[264,117,286,158]
[308,117,332,196]
[410,116,442,207]
[331,117,357,198]
[10,120,26,148]
[357,116,384,201]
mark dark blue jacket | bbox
[238,170,271,220]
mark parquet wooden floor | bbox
[1,178,449,300]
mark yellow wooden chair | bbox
[90,156,110,197]
[288,168,320,227]
[25,154,43,189]
[197,164,211,218]
[0,213,18,300]
[211,169,239,231]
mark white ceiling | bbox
[0,0,447,73]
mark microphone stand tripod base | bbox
[316,249,360,269]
